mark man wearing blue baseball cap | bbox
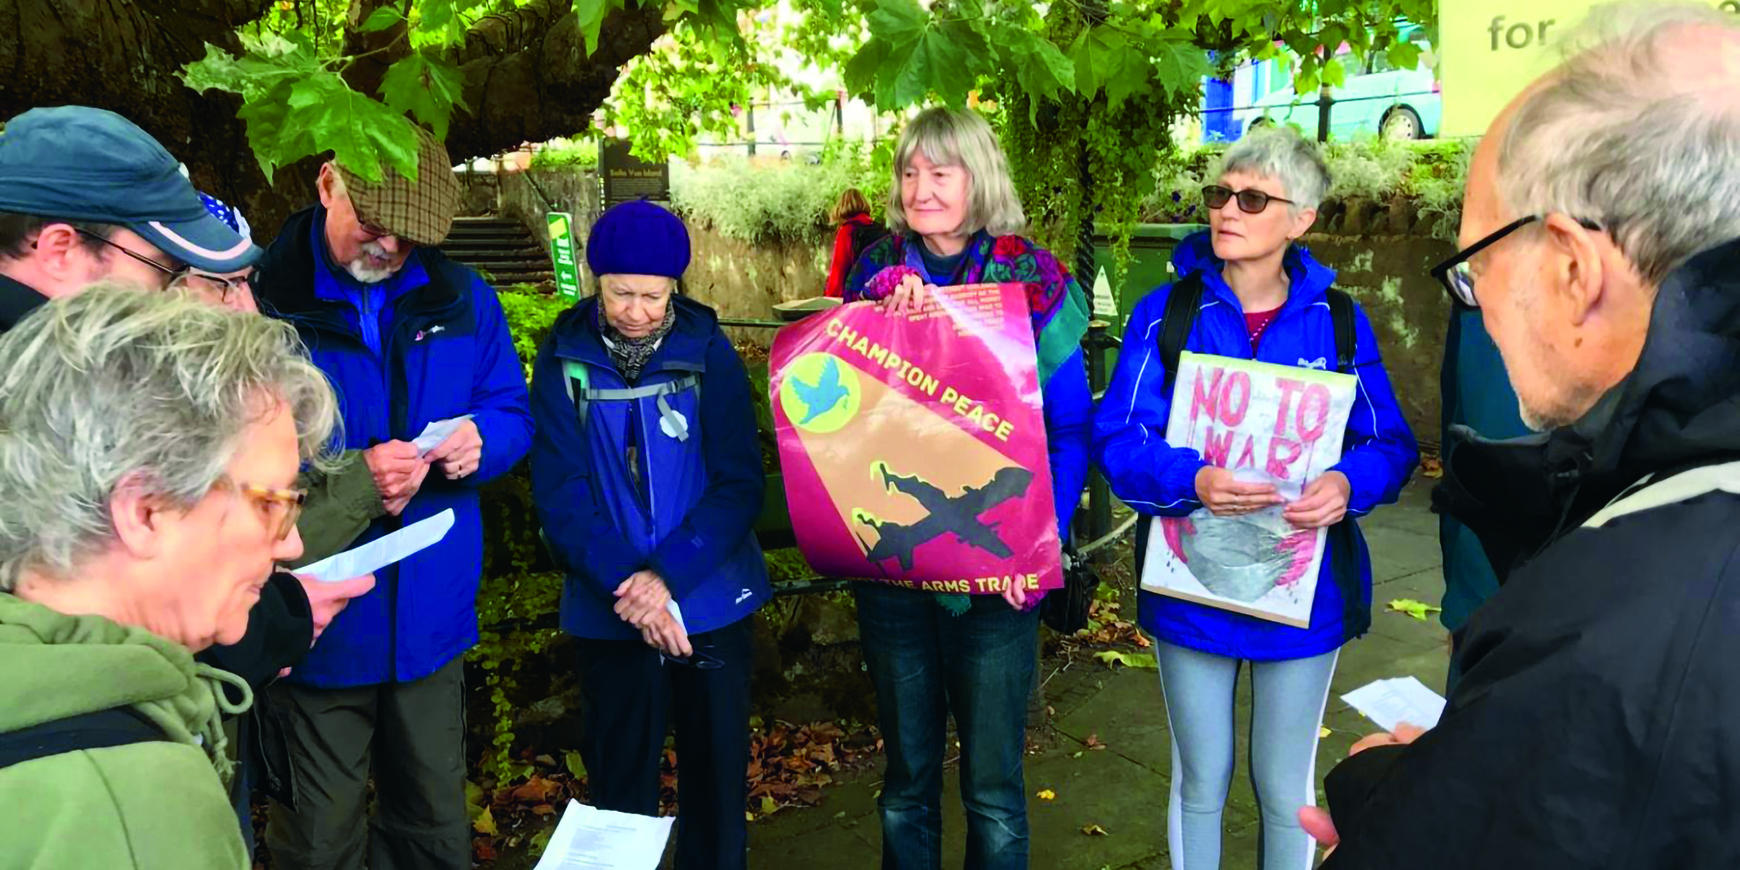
[0,106,261,332]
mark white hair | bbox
[0,284,339,589]
[1499,1,1740,283]
[886,107,1026,238]
[1214,127,1331,214]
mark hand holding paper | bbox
[1342,676,1446,733]
[422,416,482,480]
[296,509,455,584]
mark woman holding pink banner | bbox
[1093,129,1418,870]
[843,106,1093,870]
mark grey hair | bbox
[1499,1,1740,284]
[886,107,1026,238]
[0,283,340,590]
[1215,128,1331,214]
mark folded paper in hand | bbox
[296,509,454,584]
[413,415,474,458]
[1341,676,1446,733]
[534,799,675,870]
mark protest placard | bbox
[770,283,1063,595]
[1140,352,1357,626]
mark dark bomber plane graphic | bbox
[852,462,1035,572]
[789,356,851,424]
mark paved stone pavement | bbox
[748,480,1451,869]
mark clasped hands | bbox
[1195,466,1352,529]
[615,569,693,658]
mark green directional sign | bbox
[547,212,582,300]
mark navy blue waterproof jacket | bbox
[255,206,533,687]
[529,295,770,640]
[1094,232,1418,660]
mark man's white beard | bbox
[345,240,398,283]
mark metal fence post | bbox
[1084,322,1111,551]
[1316,84,1334,143]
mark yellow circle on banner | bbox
[780,352,861,434]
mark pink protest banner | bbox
[1140,352,1357,627]
[770,283,1063,595]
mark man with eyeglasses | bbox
[0,105,384,684]
[252,122,532,870]
[1299,3,1740,867]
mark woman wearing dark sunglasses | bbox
[1093,129,1418,870]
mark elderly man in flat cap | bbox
[253,124,532,870]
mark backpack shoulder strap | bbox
[0,707,167,771]
[1158,272,1206,397]
[1325,288,1357,373]
[1584,460,1740,529]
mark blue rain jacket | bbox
[1094,232,1418,660]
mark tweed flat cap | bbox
[334,123,461,247]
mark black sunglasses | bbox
[1203,185,1294,214]
[1430,215,1603,308]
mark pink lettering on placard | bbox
[1275,379,1306,436]
[1235,434,1258,470]
[1191,367,1224,424]
[1267,437,1304,478]
[1220,371,1252,426]
[1296,384,1332,443]
[1203,427,1234,468]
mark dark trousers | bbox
[574,617,754,870]
[854,582,1040,870]
[264,658,470,870]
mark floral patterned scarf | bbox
[597,299,677,382]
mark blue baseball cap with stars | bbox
[0,106,259,272]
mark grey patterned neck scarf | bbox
[597,300,677,382]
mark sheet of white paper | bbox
[534,800,674,870]
[1341,676,1446,733]
[665,600,686,632]
[412,415,474,458]
[296,509,455,583]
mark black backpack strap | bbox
[1157,272,1206,396]
[0,707,167,771]
[1325,288,1357,373]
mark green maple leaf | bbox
[1386,41,1423,72]
[180,40,322,103]
[994,25,1075,121]
[1070,26,1148,105]
[285,72,420,183]
[1150,32,1213,95]
[866,0,924,42]
[379,52,471,140]
[572,0,620,55]
[360,6,404,32]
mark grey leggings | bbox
[1155,639,1339,870]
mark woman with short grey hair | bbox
[843,105,1094,870]
[1094,127,1417,870]
[0,284,340,870]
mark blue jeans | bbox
[854,582,1039,870]
[1154,640,1339,870]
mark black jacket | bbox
[1324,238,1740,868]
[0,273,314,695]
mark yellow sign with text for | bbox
[1440,0,1740,138]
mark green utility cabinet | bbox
[1088,223,1206,369]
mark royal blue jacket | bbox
[529,296,770,640]
[1094,233,1418,660]
[255,206,533,687]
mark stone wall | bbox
[1301,197,1455,444]
[459,169,1454,442]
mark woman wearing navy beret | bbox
[528,200,770,869]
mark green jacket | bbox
[294,448,386,566]
[0,594,252,869]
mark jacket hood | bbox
[1437,236,1740,572]
[0,594,249,769]
[1171,230,1338,307]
